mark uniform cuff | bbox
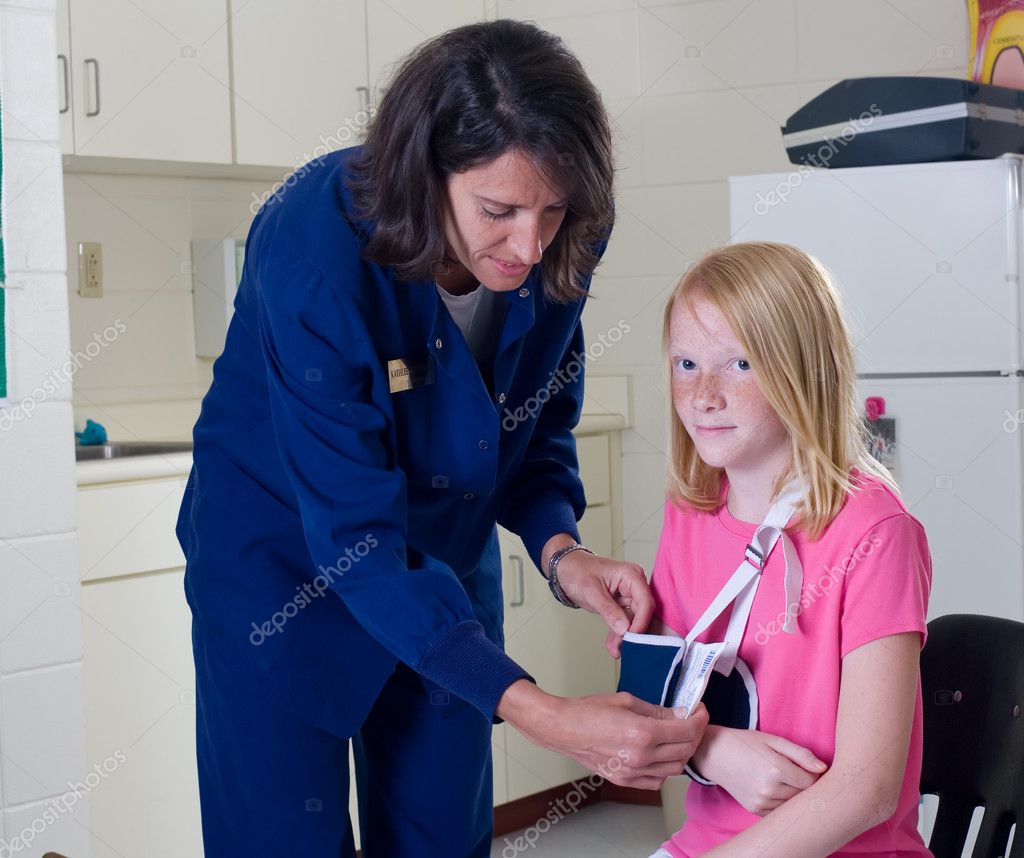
[417,620,533,723]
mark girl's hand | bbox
[691,725,828,815]
[552,548,652,658]
[496,679,710,790]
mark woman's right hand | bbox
[495,679,709,790]
[690,725,828,815]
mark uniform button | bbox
[478,440,489,451]
[497,392,506,404]
[434,337,443,350]
[464,492,475,501]
[518,288,530,298]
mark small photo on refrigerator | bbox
[864,416,897,472]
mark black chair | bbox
[920,614,1024,858]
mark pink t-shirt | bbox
[651,471,932,857]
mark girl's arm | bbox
[701,631,921,858]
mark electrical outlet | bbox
[78,242,103,298]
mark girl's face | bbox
[439,148,568,295]
[668,291,791,479]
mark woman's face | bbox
[668,291,791,479]
[439,148,568,294]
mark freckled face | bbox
[668,292,790,475]
[440,149,568,293]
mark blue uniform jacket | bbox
[177,145,608,737]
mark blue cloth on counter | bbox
[75,418,107,445]
[176,143,609,739]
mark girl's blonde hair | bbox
[661,241,897,540]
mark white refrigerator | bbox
[729,156,1024,623]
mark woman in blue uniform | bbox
[177,19,707,856]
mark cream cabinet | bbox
[78,467,201,858]
[56,1,494,170]
[229,0,369,168]
[56,0,73,153]
[63,0,232,162]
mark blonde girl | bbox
[646,242,932,858]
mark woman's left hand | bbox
[553,550,653,658]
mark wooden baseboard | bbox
[493,781,661,837]
[600,782,664,807]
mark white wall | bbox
[501,0,969,572]
[63,171,271,441]
[0,0,92,853]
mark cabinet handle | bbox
[85,58,100,117]
[509,555,525,607]
[57,54,70,114]
[356,85,371,113]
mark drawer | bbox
[576,434,610,506]
[78,478,189,582]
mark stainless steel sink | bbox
[75,441,193,462]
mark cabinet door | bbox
[499,526,616,802]
[69,0,231,162]
[492,722,509,806]
[57,0,74,153]
[231,0,368,168]
[366,0,487,99]
[82,569,203,858]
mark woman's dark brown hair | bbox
[348,19,615,304]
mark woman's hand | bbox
[497,679,710,790]
[691,725,827,815]
[547,544,652,658]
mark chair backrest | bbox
[920,614,1024,858]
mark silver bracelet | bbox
[546,543,593,609]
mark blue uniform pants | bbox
[193,622,495,856]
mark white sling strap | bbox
[683,479,805,676]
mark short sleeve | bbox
[650,498,689,637]
[839,513,932,658]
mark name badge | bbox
[387,357,435,393]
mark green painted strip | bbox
[0,287,6,399]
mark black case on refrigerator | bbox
[782,76,1024,168]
